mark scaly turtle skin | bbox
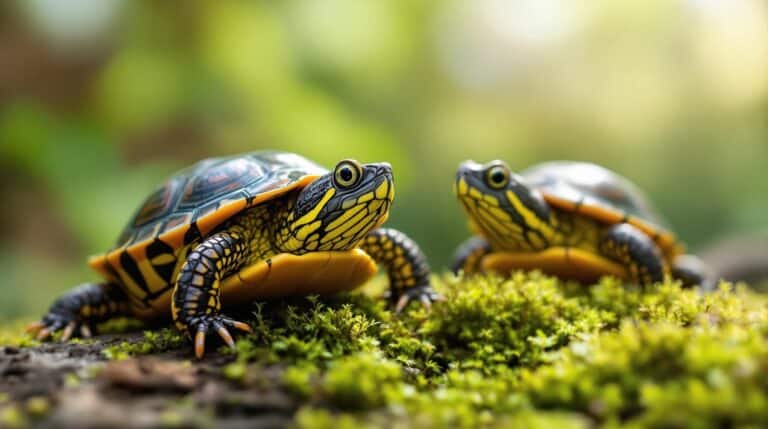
[452,160,709,286]
[29,151,437,358]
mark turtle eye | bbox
[485,164,510,189]
[333,160,363,188]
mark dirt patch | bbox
[0,333,297,429]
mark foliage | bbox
[422,272,610,372]
[322,352,404,410]
[521,322,768,427]
[168,273,768,427]
[5,272,768,427]
[285,275,768,428]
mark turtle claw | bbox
[217,327,235,349]
[28,314,95,342]
[194,330,207,359]
[34,318,65,341]
[36,328,52,341]
[229,320,253,333]
[61,322,77,342]
[80,324,93,339]
[419,295,432,311]
[395,295,410,313]
[188,315,251,359]
[392,285,443,313]
[25,322,45,334]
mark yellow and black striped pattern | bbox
[456,173,562,252]
[598,223,668,284]
[451,236,492,274]
[360,228,431,294]
[171,228,250,334]
[452,160,698,287]
[275,179,394,255]
[27,283,131,341]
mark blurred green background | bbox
[1,0,767,319]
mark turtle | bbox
[28,151,437,358]
[451,160,709,286]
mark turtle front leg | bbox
[172,229,253,359]
[671,254,713,289]
[360,228,440,312]
[451,236,492,275]
[599,223,668,285]
[27,282,130,341]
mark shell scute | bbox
[179,157,264,210]
[523,162,666,227]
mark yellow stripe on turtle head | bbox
[375,180,390,200]
[457,177,469,196]
[456,176,556,252]
[278,172,394,255]
[295,188,336,226]
[505,190,552,236]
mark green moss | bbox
[0,320,40,348]
[7,272,768,427]
[97,317,145,334]
[322,352,404,410]
[222,361,247,381]
[283,363,319,398]
[24,396,50,417]
[0,318,144,350]
[101,327,186,359]
[280,274,768,427]
[422,272,612,372]
[246,296,383,361]
[158,410,184,428]
[0,405,26,429]
[521,322,768,425]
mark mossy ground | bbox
[2,273,768,428]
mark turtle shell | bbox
[521,161,682,256]
[88,151,328,309]
[116,151,326,248]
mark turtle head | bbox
[276,159,394,254]
[455,160,553,251]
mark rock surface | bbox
[0,333,296,429]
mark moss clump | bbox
[0,404,28,429]
[322,352,403,410]
[278,275,768,428]
[422,272,611,372]
[282,363,319,398]
[101,328,186,360]
[97,317,145,335]
[294,406,588,429]
[575,278,765,327]
[228,295,437,376]
[24,397,50,418]
[222,361,248,381]
[0,320,40,348]
[228,296,377,364]
[521,322,768,426]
